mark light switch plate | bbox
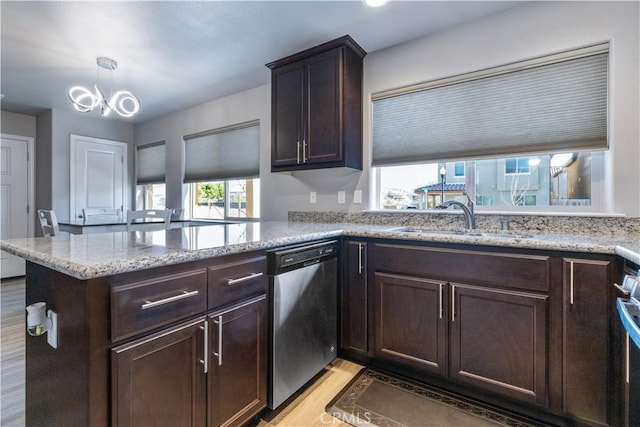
[354,190,362,204]
[309,192,317,203]
[338,191,346,204]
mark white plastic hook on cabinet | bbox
[26,302,58,348]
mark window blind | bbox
[136,141,166,185]
[184,120,260,182]
[372,45,608,167]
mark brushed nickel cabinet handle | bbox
[626,332,630,384]
[358,243,364,275]
[451,285,456,322]
[569,261,575,305]
[614,283,631,296]
[199,320,209,373]
[439,283,444,320]
[227,272,263,286]
[141,290,199,310]
[296,141,301,164]
[302,139,307,163]
[212,316,222,366]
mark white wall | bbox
[363,1,640,215]
[1,111,36,138]
[134,1,639,219]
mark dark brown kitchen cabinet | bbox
[341,240,369,356]
[449,283,548,406]
[371,242,550,407]
[112,319,207,427]
[208,296,267,427]
[267,35,366,172]
[374,272,448,377]
[562,257,613,426]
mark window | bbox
[136,183,166,210]
[374,151,601,210]
[371,44,608,213]
[189,179,260,220]
[505,157,530,175]
[454,162,465,177]
[184,120,260,220]
[136,141,166,210]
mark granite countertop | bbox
[1,221,638,280]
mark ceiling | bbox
[0,1,523,124]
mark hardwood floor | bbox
[1,276,25,427]
[0,276,360,427]
[257,359,362,427]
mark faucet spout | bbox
[435,193,475,229]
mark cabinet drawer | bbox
[208,255,266,309]
[112,269,207,342]
[374,243,550,292]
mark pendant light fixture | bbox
[68,57,140,118]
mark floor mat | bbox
[326,369,543,427]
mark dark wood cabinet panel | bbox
[562,258,612,426]
[374,243,550,292]
[306,48,342,164]
[341,240,369,354]
[449,283,548,405]
[267,35,365,172]
[374,273,448,376]
[112,319,207,427]
[207,255,266,310]
[271,61,304,168]
[111,269,207,342]
[208,296,267,427]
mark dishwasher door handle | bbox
[302,258,321,267]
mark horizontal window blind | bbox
[372,45,608,167]
[136,141,166,184]
[184,120,260,182]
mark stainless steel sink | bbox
[389,227,534,239]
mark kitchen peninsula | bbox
[2,218,639,426]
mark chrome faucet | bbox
[435,193,475,229]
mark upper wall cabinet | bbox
[266,35,366,172]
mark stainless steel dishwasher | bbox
[267,240,338,409]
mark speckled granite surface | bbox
[1,220,639,280]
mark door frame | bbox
[1,133,35,237]
[70,134,128,219]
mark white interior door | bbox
[1,135,31,278]
[70,134,127,220]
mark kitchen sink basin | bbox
[388,227,534,239]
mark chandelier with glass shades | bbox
[68,57,140,118]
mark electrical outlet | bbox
[309,192,317,203]
[338,191,346,204]
[354,190,362,204]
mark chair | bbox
[169,208,184,221]
[126,209,172,231]
[82,208,121,221]
[38,210,60,237]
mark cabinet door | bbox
[112,319,207,427]
[341,241,368,354]
[449,283,548,406]
[374,272,447,376]
[208,296,267,427]
[271,61,304,168]
[305,47,343,164]
[562,258,611,425]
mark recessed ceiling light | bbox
[365,0,388,7]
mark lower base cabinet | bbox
[112,296,266,427]
[208,297,267,427]
[449,283,548,406]
[342,240,622,425]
